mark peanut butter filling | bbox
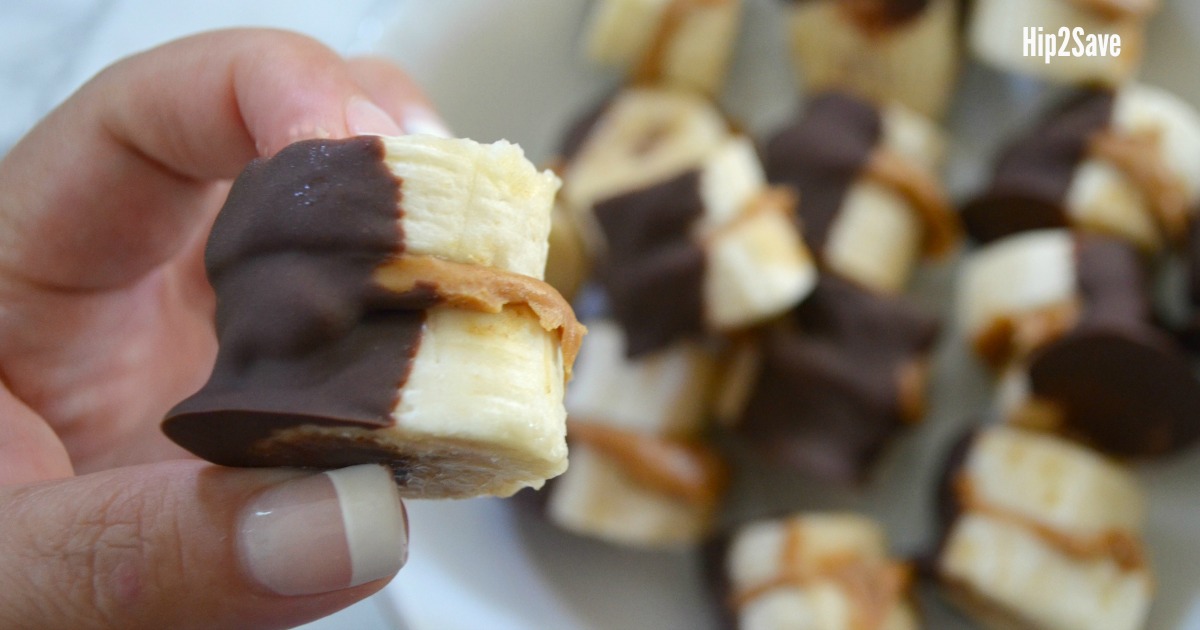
[895,358,930,425]
[1066,0,1158,22]
[863,147,960,258]
[634,0,733,85]
[954,476,1147,572]
[732,519,912,630]
[373,254,586,380]
[700,186,799,245]
[566,418,728,507]
[1088,126,1190,244]
[972,301,1082,370]
[1007,397,1069,435]
[836,0,929,34]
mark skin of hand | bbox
[0,29,447,629]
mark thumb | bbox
[0,460,407,630]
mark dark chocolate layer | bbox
[961,88,1116,244]
[701,527,738,630]
[1027,234,1200,457]
[737,276,939,482]
[926,429,978,577]
[164,137,424,472]
[558,93,615,163]
[765,92,882,253]
[1183,217,1200,349]
[594,169,708,356]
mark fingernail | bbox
[345,96,403,136]
[239,464,408,596]
[401,105,453,138]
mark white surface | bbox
[376,1,1200,629]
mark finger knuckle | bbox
[35,481,180,625]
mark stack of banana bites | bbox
[717,90,956,484]
[935,427,1152,630]
[943,67,1200,630]
[706,512,918,630]
[544,85,817,547]
[956,83,1200,458]
[527,1,1200,628]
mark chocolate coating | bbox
[961,88,1116,244]
[163,137,424,473]
[928,429,977,575]
[594,169,708,356]
[701,527,738,630]
[1027,234,1200,457]
[1190,218,1200,308]
[765,92,882,253]
[558,93,614,163]
[1183,217,1200,349]
[737,276,939,482]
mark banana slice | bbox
[785,0,960,118]
[957,229,1079,367]
[547,320,726,547]
[958,229,1200,456]
[593,139,816,352]
[710,513,917,630]
[561,90,816,353]
[964,84,1200,250]
[164,134,579,499]
[584,0,743,95]
[561,87,731,246]
[565,321,716,435]
[969,0,1152,86]
[766,92,957,295]
[938,427,1152,630]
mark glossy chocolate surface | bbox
[164,137,424,471]
[961,88,1116,243]
[594,169,709,356]
[1028,234,1200,456]
[737,276,939,482]
[765,92,882,253]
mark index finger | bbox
[0,29,421,293]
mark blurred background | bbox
[6,2,1200,629]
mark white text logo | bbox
[1023,27,1122,64]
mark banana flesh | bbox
[939,427,1152,630]
[1063,84,1200,249]
[725,513,918,630]
[786,0,960,118]
[562,89,817,338]
[547,320,724,546]
[561,88,730,242]
[584,0,743,95]
[957,229,1078,367]
[375,135,572,497]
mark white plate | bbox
[377,1,1200,628]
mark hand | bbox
[0,29,443,629]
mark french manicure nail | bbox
[239,464,407,596]
[402,105,454,138]
[346,96,404,136]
